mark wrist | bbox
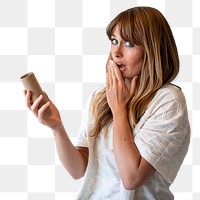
[113,107,128,119]
[52,121,64,136]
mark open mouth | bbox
[116,63,126,71]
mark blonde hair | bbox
[90,6,179,137]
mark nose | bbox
[112,44,123,58]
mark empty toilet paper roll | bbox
[20,72,48,107]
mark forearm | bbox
[113,109,141,188]
[53,124,88,179]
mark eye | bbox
[111,38,118,45]
[125,41,134,47]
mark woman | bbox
[24,6,190,200]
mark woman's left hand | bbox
[106,60,138,114]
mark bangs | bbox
[106,9,140,45]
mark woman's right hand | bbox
[24,90,63,132]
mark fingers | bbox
[111,62,124,84]
[24,89,51,116]
[25,90,33,109]
[106,62,113,90]
[108,62,113,86]
[38,101,51,119]
[30,95,43,115]
[107,60,119,88]
[108,60,125,87]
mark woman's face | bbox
[110,26,144,80]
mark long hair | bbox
[90,6,179,137]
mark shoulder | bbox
[153,84,186,105]
[135,83,190,134]
[147,83,187,117]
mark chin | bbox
[122,73,132,79]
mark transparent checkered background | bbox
[0,0,199,199]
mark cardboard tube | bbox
[20,72,48,107]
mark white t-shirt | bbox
[75,84,190,200]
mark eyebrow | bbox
[111,34,116,38]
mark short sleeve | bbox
[134,86,190,183]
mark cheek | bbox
[130,56,143,69]
[128,56,143,75]
[134,53,144,69]
[135,65,142,75]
